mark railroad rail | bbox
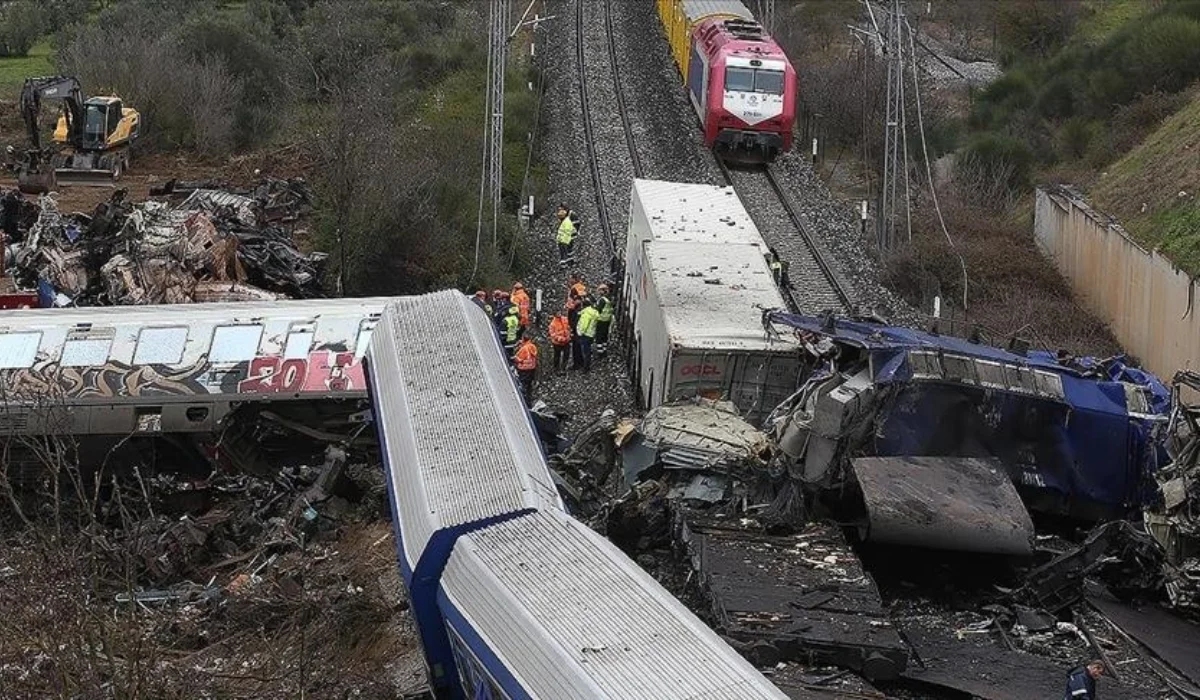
[575,0,616,260]
[603,0,643,179]
[717,159,855,314]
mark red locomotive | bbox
[659,0,797,162]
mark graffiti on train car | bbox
[0,359,212,400]
[0,350,364,402]
[237,350,364,394]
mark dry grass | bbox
[883,181,1121,357]
[1089,90,1200,273]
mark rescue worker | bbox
[594,283,614,357]
[1063,661,1104,700]
[555,204,579,267]
[513,336,538,403]
[566,276,586,369]
[491,289,509,333]
[767,248,783,285]
[766,248,791,289]
[510,281,531,329]
[471,289,492,316]
[502,302,522,356]
[548,307,573,373]
[575,297,599,372]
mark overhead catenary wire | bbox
[905,15,968,310]
[471,0,499,286]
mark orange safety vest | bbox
[511,289,531,326]
[548,315,572,346]
[514,341,538,371]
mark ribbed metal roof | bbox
[681,0,753,24]
[440,509,789,699]
[644,240,788,350]
[631,179,764,247]
[366,291,562,566]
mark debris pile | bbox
[0,179,324,306]
[0,444,423,697]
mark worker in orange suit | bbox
[513,336,538,403]
[511,282,532,329]
[548,307,573,373]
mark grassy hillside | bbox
[1090,92,1200,274]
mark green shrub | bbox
[959,133,1034,195]
[0,1,45,57]
[1156,204,1200,276]
[1057,117,1102,160]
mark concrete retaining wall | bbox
[1034,187,1200,379]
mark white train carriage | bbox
[439,508,789,700]
[365,289,790,699]
[0,297,388,435]
[364,290,562,693]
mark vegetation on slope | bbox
[1091,92,1200,274]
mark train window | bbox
[754,70,785,95]
[61,337,113,367]
[210,324,264,363]
[355,320,377,359]
[133,327,188,365]
[724,67,754,92]
[284,329,315,360]
[0,331,41,369]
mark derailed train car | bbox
[365,290,788,699]
[656,0,797,161]
[766,312,1171,554]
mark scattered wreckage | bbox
[0,178,323,307]
[551,311,1200,697]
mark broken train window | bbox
[284,322,316,360]
[61,334,114,367]
[133,326,188,365]
[0,331,41,369]
[209,324,264,363]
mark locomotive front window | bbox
[725,67,755,91]
[755,70,785,95]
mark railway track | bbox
[718,159,854,314]
[575,0,614,260]
[575,0,644,264]
[603,0,643,179]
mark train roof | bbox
[440,508,789,699]
[630,178,764,247]
[645,240,790,351]
[680,0,752,24]
[366,291,561,573]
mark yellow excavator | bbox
[14,75,141,194]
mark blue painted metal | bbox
[770,312,1172,518]
[439,587,534,700]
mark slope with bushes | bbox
[1090,92,1200,275]
[966,0,1200,181]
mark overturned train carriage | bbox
[767,313,1171,554]
[0,298,387,473]
[365,290,788,700]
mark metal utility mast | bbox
[876,0,912,254]
[753,0,776,33]
[485,0,511,251]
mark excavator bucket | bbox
[17,165,55,195]
[54,166,118,188]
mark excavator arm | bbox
[19,76,85,151]
[15,76,86,194]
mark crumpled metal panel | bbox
[178,189,257,227]
[852,456,1034,555]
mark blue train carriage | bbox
[364,290,563,694]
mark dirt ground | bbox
[0,98,314,213]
